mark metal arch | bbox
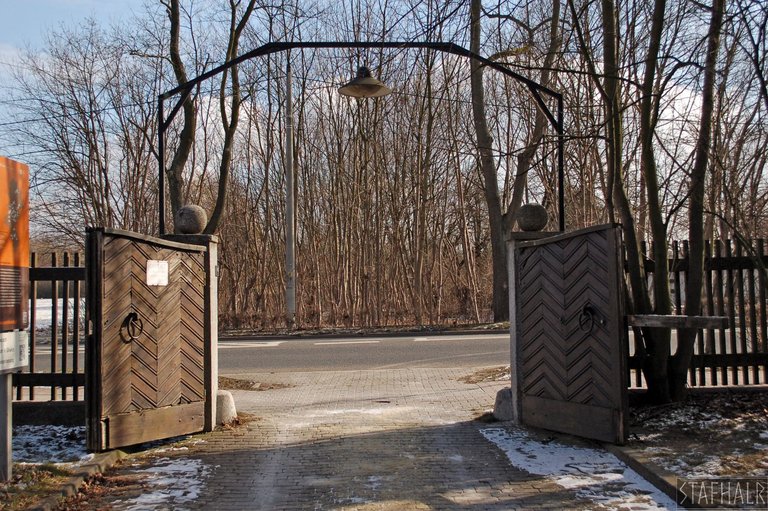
[158,40,566,234]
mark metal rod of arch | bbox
[157,40,566,234]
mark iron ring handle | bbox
[578,306,595,333]
[578,304,607,333]
[121,312,144,343]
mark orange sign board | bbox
[0,157,29,331]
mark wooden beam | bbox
[627,314,729,329]
[29,267,85,282]
[13,372,85,388]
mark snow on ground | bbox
[12,425,91,465]
[109,457,211,511]
[13,425,212,509]
[631,395,768,479]
[481,426,677,510]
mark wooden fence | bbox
[628,239,768,388]
[13,252,86,401]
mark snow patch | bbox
[481,427,676,510]
[367,475,384,491]
[12,425,88,463]
[113,457,210,510]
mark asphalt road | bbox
[30,332,511,374]
[219,332,511,374]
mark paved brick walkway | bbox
[92,368,602,510]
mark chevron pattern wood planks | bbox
[87,229,208,451]
[515,225,628,444]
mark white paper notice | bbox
[146,260,169,286]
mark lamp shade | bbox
[338,66,392,98]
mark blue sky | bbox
[0,1,145,157]
[0,0,143,54]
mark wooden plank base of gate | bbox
[106,402,205,449]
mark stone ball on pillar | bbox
[517,203,548,232]
[176,204,208,234]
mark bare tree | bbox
[5,20,161,243]
[671,0,726,400]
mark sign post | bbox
[0,157,30,480]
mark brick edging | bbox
[604,443,680,503]
[29,450,127,511]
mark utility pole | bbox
[285,60,296,327]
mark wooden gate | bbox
[515,225,628,444]
[86,228,216,451]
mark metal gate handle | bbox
[578,304,606,333]
[121,312,144,343]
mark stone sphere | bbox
[176,204,208,234]
[517,203,548,232]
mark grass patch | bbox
[0,463,72,510]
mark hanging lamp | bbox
[338,66,392,98]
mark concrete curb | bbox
[604,443,680,504]
[30,449,128,511]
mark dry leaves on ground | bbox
[218,376,293,391]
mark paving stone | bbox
[86,367,598,510]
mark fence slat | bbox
[701,240,718,385]
[50,253,59,400]
[748,240,760,384]
[73,253,81,401]
[736,241,750,384]
[760,240,768,383]
[714,240,729,385]
[725,240,739,384]
[62,252,70,398]
[703,240,714,385]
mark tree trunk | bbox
[508,0,562,226]
[638,0,673,403]
[205,0,257,234]
[470,0,509,322]
[670,0,725,401]
[165,0,197,230]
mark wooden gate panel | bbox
[518,241,567,402]
[562,231,618,408]
[516,225,627,444]
[178,257,205,404]
[87,228,209,451]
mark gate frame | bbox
[85,227,218,451]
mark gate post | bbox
[164,234,219,432]
[203,237,218,431]
[1,374,11,480]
